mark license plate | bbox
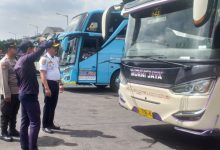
[138,107,153,119]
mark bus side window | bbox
[117,25,127,39]
[213,22,220,49]
[108,13,125,38]
[80,37,102,62]
[86,13,102,33]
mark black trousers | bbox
[19,94,40,150]
[1,94,20,134]
[42,80,59,128]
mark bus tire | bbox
[110,70,120,92]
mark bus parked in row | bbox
[59,5,127,91]
[119,0,220,135]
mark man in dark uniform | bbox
[39,41,64,134]
[14,39,52,150]
[0,42,20,142]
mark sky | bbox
[0,0,121,40]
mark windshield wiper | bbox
[150,57,192,70]
[128,55,164,59]
[128,55,192,70]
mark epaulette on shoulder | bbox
[0,58,9,68]
[44,54,49,58]
[2,57,8,63]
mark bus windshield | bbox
[60,38,78,66]
[125,3,217,60]
[65,13,87,32]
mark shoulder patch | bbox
[40,57,47,65]
[41,59,47,65]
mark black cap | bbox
[18,40,34,53]
[5,41,16,49]
[51,40,60,48]
[47,35,60,48]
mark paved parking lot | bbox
[1,86,220,150]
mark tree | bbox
[0,39,21,53]
[0,40,6,52]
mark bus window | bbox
[104,13,125,40]
[117,25,127,39]
[68,39,78,64]
[80,37,102,61]
[66,13,88,32]
[86,13,103,33]
[60,38,78,65]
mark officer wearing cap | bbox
[0,42,20,142]
[39,40,64,134]
[14,39,52,150]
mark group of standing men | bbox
[0,38,64,150]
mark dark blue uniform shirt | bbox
[14,43,47,95]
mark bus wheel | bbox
[96,85,107,90]
[110,70,120,92]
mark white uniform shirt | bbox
[39,53,61,81]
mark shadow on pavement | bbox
[38,136,78,147]
[132,124,220,150]
[54,128,117,139]
[64,87,118,96]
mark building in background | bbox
[42,27,64,37]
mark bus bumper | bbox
[118,80,220,134]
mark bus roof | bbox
[71,10,104,20]
[87,10,104,15]
[122,0,176,15]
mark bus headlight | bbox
[119,72,128,85]
[171,79,214,95]
[63,67,71,73]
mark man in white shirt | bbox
[39,40,64,134]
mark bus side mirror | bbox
[61,37,69,52]
[193,0,211,27]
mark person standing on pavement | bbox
[0,42,20,142]
[39,40,64,134]
[14,39,52,150]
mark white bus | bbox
[119,0,220,136]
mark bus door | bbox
[78,36,102,83]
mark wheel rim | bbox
[115,75,120,89]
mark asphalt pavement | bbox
[1,85,220,150]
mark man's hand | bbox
[59,85,64,93]
[45,88,52,97]
[38,37,46,43]
[4,97,11,102]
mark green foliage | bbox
[0,40,6,52]
[0,39,21,53]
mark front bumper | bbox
[118,80,220,131]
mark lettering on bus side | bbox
[130,68,163,80]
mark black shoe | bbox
[1,134,13,142]
[51,124,61,130]
[9,129,20,137]
[42,128,54,134]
